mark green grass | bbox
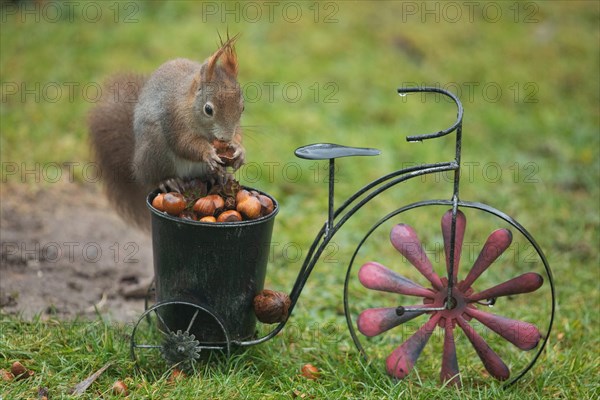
[1,1,599,399]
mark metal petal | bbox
[456,316,510,380]
[440,318,461,386]
[357,306,430,337]
[469,272,543,303]
[386,314,441,379]
[359,262,435,298]
[390,224,444,290]
[466,307,541,350]
[461,229,512,291]
[441,209,467,283]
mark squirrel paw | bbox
[231,143,246,170]
[205,147,226,173]
[159,178,185,193]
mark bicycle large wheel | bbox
[343,201,554,387]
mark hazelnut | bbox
[219,151,236,167]
[193,196,216,216]
[236,189,251,204]
[257,194,274,216]
[11,361,26,377]
[163,192,186,216]
[217,210,242,223]
[253,289,291,323]
[152,193,165,211]
[224,196,236,210]
[199,216,217,223]
[206,194,225,212]
[300,364,320,380]
[168,368,186,383]
[212,139,229,152]
[237,196,262,219]
[178,210,198,221]
[212,140,236,166]
[11,361,33,380]
[112,380,128,396]
[0,368,14,381]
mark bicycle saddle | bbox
[294,143,380,160]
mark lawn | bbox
[1,1,599,399]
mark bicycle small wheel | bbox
[131,300,231,372]
[143,277,156,316]
[344,201,554,387]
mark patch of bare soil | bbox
[0,180,153,323]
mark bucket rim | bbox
[146,186,279,227]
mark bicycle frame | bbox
[236,87,467,347]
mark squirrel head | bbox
[190,34,243,142]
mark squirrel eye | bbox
[203,103,214,117]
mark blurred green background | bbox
[1,1,598,398]
[2,0,598,256]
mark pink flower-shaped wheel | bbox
[357,209,543,385]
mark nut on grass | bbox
[111,380,128,396]
[253,289,291,323]
[300,363,320,380]
[0,369,14,381]
[168,368,187,383]
[11,361,34,380]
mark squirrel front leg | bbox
[230,130,246,170]
[171,130,225,172]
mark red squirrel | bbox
[89,35,245,229]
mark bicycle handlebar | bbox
[398,87,464,142]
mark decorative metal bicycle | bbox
[130,87,555,387]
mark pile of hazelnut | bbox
[151,177,275,223]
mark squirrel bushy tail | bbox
[88,73,151,230]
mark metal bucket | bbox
[147,188,278,344]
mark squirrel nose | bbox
[215,131,234,142]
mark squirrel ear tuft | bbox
[206,33,240,80]
[221,32,239,77]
